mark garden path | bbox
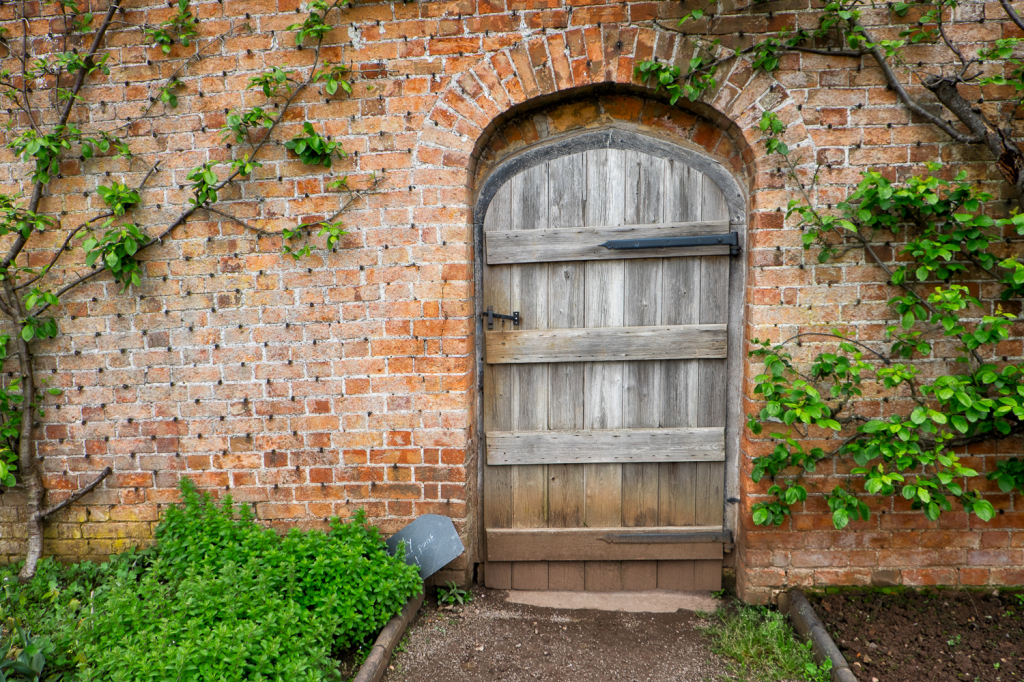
[382,587,728,681]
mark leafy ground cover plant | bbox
[0,480,421,681]
[700,601,832,682]
[436,581,472,607]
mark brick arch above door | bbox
[414,25,817,199]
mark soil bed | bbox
[808,589,1024,682]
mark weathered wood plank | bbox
[511,561,549,590]
[622,153,664,530]
[487,527,725,561]
[486,324,727,364]
[694,559,723,591]
[621,561,658,590]
[486,427,725,465]
[483,182,514,535]
[547,561,586,591]
[484,222,732,264]
[584,562,622,591]
[485,561,512,589]
[510,163,549,530]
[546,154,586,530]
[696,254,729,528]
[657,561,696,591]
[583,147,625,530]
[659,160,704,528]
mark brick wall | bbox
[0,0,1020,597]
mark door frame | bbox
[471,126,749,568]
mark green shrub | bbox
[1,479,422,682]
[1,550,151,679]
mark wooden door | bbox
[481,146,734,592]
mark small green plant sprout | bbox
[248,67,296,98]
[186,162,219,205]
[96,182,141,216]
[437,581,472,606]
[230,155,262,178]
[287,0,350,45]
[313,62,353,96]
[220,107,275,144]
[158,77,183,108]
[285,122,346,167]
[0,622,47,680]
[947,634,961,647]
[145,0,198,53]
[987,458,1024,494]
[82,222,151,291]
[10,129,72,185]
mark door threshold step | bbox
[504,589,718,613]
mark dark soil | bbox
[382,588,728,681]
[809,589,1024,682]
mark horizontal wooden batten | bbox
[486,427,725,465]
[485,221,732,264]
[485,324,727,364]
[486,527,727,562]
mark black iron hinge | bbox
[602,232,740,255]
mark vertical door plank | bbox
[548,562,586,591]
[483,182,514,537]
[585,561,623,592]
[483,183,514,589]
[486,561,512,590]
[621,152,666,527]
[657,561,696,591]
[512,561,550,590]
[583,148,625,528]
[663,159,704,223]
[547,154,586,532]
[694,560,723,591]
[701,173,730,222]
[697,253,729,528]
[621,561,658,590]
[659,161,704,527]
[510,164,550,531]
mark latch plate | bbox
[482,307,520,330]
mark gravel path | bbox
[382,587,729,682]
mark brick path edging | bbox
[782,589,859,682]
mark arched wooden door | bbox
[479,132,741,592]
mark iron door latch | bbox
[482,307,520,330]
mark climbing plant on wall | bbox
[637,0,1024,528]
[0,0,379,580]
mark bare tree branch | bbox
[1000,0,1024,33]
[36,467,112,521]
[853,20,982,145]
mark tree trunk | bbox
[6,277,42,583]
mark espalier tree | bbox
[637,0,1024,529]
[0,0,380,581]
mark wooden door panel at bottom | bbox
[483,560,722,591]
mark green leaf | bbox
[973,500,995,522]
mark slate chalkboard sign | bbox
[385,514,465,580]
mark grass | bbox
[699,600,832,682]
